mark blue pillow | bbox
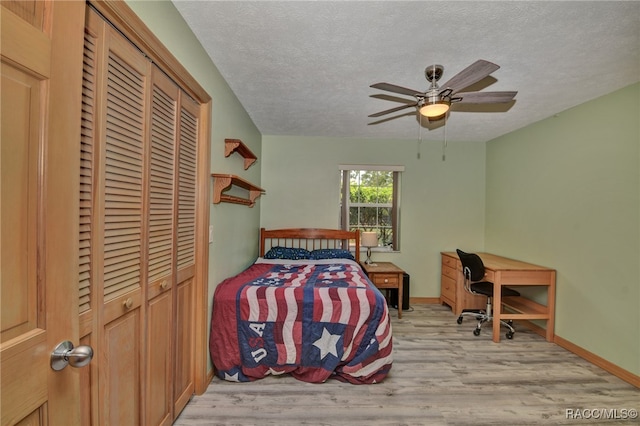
[309,249,355,261]
[264,246,311,260]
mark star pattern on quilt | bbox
[224,372,240,382]
[251,277,283,287]
[313,327,341,360]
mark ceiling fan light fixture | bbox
[370,60,516,122]
[419,99,450,118]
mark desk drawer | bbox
[442,255,458,269]
[441,274,456,302]
[441,263,458,280]
[371,273,399,288]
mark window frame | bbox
[339,165,403,251]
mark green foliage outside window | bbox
[347,170,394,247]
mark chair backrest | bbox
[456,249,486,282]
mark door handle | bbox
[50,340,94,371]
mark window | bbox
[339,165,403,250]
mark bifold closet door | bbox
[78,10,99,424]
[80,9,151,425]
[80,8,202,424]
[145,66,179,426]
[174,94,199,416]
[145,62,201,425]
[99,23,150,426]
[146,62,201,425]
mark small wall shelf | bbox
[224,139,257,170]
[212,173,265,207]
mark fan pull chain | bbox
[442,115,448,161]
[417,114,422,159]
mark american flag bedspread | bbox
[210,258,393,384]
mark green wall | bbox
[485,83,639,376]
[260,135,487,299]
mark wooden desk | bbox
[440,253,486,315]
[441,252,556,343]
[360,262,404,319]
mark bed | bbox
[209,228,393,384]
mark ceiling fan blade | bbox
[455,91,517,104]
[439,60,500,95]
[368,102,417,117]
[370,82,423,97]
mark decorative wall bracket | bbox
[224,139,257,170]
[212,173,265,207]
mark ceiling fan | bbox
[369,59,517,121]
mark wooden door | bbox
[145,62,201,423]
[0,1,85,425]
[77,4,209,423]
[145,66,179,426]
[80,9,152,425]
[174,95,200,416]
[98,27,149,426]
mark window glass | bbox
[340,169,400,250]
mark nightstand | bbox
[360,261,405,319]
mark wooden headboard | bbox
[260,228,360,263]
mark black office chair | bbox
[455,249,520,339]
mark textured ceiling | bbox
[172,1,640,142]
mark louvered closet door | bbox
[79,6,207,424]
[174,95,199,416]
[101,32,150,426]
[80,11,151,424]
[146,66,179,426]
[78,10,102,425]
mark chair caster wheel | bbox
[506,332,514,339]
[473,328,481,336]
[457,317,463,324]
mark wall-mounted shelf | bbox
[224,139,257,170]
[212,173,265,207]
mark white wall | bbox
[485,83,640,376]
[260,135,487,298]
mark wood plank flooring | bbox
[175,304,638,425]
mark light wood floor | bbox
[175,304,638,425]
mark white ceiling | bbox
[172,1,640,143]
